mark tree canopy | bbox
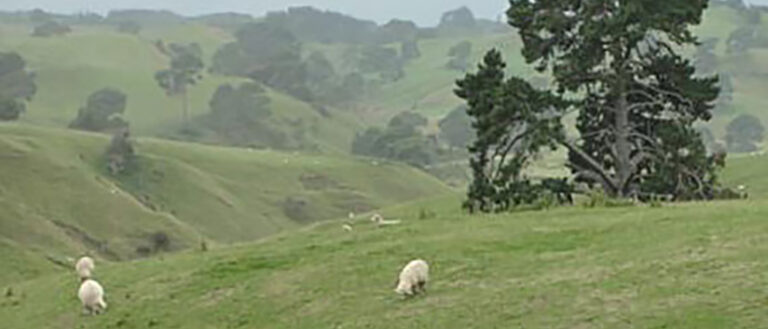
[447,41,472,71]
[0,52,36,121]
[726,114,765,153]
[439,105,474,150]
[458,0,723,212]
[352,111,437,168]
[155,42,204,124]
[69,88,128,132]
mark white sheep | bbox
[78,279,107,315]
[342,224,353,232]
[75,256,95,281]
[394,259,429,297]
[371,213,401,227]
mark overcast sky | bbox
[0,0,509,26]
[3,1,768,27]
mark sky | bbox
[0,0,509,26]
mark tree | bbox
[69,88,128,132]
[378,19,420,44]
[31,21,71,37]
[202,82,296,149]
[211,23,311,100]
[358,45,404,82]
[447,41,472,71]
[106,128,136,175]
[726,114,765,153]
[351,111,437,168]
[439,105,474,150]
[726,26,757,54]
[115,21,141,35]
[304,51,337,102]
[0,52,36,121]
[439,7,477,31]
[457,50,565,212]
[401,40,421,61]
[459,0,722,211]
[155,43,204,125]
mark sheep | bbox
[371,213,401,227]
[78,279,107,315]
[342,224,353,232]
[75,256,95,281]
[394,259,429,297]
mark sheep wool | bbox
[78,279,107,315]
[75,256,95,280]
[395,259,429,296]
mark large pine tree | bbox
[458,0,722,211]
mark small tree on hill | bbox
[32,21,71,37]
[0,52,37,121]
[439,7,477,32]
[106,128,136,175]
[726,114,765,153]
[352,111,437,168]
[401,40,421,61]
[69,88,128,132]
[359,45,404,82]
[438,105,473,150]
[447,41,472,71]
[155,43,204,126]
[116,21,141,35]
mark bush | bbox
[726,114,764,153]
[32,21,71,37]
[150,231,170,252]
[106,128,136,175]
[0,98,24,121]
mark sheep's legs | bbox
[417,281,427,293]
[82,305,92,316]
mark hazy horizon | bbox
[0,0,510,26]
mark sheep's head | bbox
[394,280,411,296]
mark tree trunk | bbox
[614,84,632,197]
[181,88,190,127]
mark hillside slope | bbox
[0,23,362,153]
[0,124,451,283]
[3,194,768,328]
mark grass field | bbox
[0,123,451,285]
[2,4,768,328]
[3,188,768,328]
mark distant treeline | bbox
[0,6,508,36]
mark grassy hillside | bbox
[0,123,451,284]
[1,3,766,149]
[0,23,362,153]
[4,191,768,328]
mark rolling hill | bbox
[0,123,451,285]
[0,22,363,153]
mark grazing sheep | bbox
[78,279,107,315]
[75,256,95,281]
[348,212,355,220]
[371,213,401,227]
[394,259,429,297]
[342,224,353,232]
